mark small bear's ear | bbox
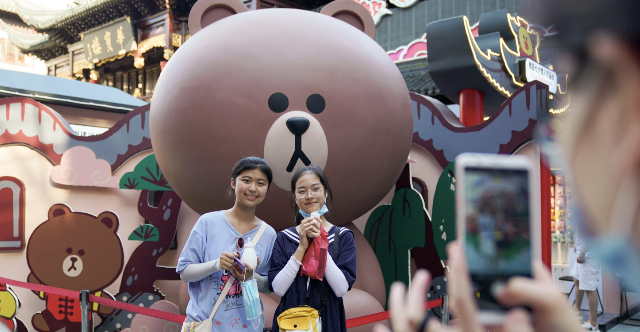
[48,204,72,219]
[96,211,120,233]
[321,0,375,39]
[189,0,248,35]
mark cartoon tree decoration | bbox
[431,162,456,260]
[395,164,445,279]
[128,224,160,242]
[98,190,182,332]
[364,181,426,305]
[99,151,182,331]
[119,154,171,190]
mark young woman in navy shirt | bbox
[268,166,357,332]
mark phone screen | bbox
[464,167,532,311]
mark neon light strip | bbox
[463,16,512,97]
[550,103,570,115]
[505,14,540,62]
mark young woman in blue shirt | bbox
[177,157,277,331]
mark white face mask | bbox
[299,204,329,219]
[241,278,262,318]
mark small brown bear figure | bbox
[26,204,124,332]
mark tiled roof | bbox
[396,58,441,97]
[0,18,66,59]
[0,0,16,14]
[12,0,99,30]
[0,19,48,49]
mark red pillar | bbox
[459,89,484,127]
[540,160,552,270]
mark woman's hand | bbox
[372,270,432,332]
[375,241,584,332]
[493,260,584,332]
[308,216,322,238]
[297,217,318,250]
[232,257,261,282]
[219,251,238,271]
[294,217,318,261]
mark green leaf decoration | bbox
[119,154,172,191]
[364,188,426,307]
[128,224,160,242]
[431,161,456,260]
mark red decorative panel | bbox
[0,177,25,251]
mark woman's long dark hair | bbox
[290,166,333,225]
[226,157,273,198]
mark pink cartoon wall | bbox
[0,90,545,332]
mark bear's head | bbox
[26,204,124,292]
[151,0,413,230]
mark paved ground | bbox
[607,313,640,331]
[610,325,640,332]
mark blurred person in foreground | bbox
[374,0,640,331]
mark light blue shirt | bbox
[177,211,277,331]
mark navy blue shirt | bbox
[268,226,357,332]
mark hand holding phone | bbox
[234,256,246,272]
[455,153,539,325]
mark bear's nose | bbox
[70,257,77,263]
[286,117,310,136]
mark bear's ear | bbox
[96,211,120,233]
[48,204,72,219]
[189,0,248,35]
[321,0,375,39]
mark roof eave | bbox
[0,87,139,113]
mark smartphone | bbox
[234,256,246,272]
[455,153,540,325]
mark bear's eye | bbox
[66,247,72,254]
[268,93,289,113]
[78,249,85,256]
[306,94,325,114]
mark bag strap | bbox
[251,222,268,245]
[333,227,341,257]
[208,274,235,321]
[207,222,267,321]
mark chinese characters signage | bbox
[83,17,135,63]
[522,58,557,94]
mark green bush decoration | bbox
[431,161,456,260]
[364,188,426,305]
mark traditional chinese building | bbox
[6,0,542,106]
[3,0,334,102]
[0,0,46,75]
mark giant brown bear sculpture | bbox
[150,0,413,325]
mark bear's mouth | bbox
[264,111,329,190]
[286,134,311,172]
[63,255,83,277]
